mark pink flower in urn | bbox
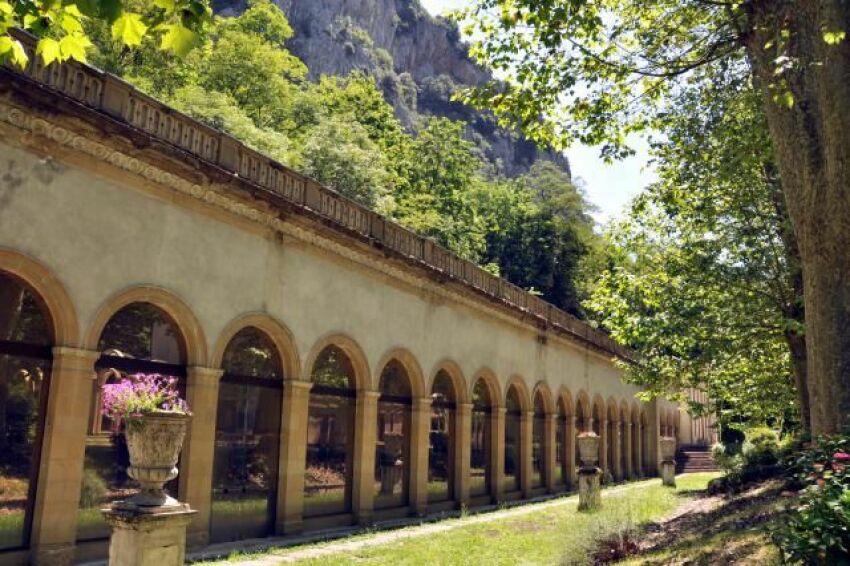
[833,463,845,474]
[833,452,850,462]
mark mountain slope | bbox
[213,0,570,177]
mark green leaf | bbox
[111,12,148,46]
[153,0,176,12]
[0,2,12,15]
[0,36,28,68]
[58,34,92,62]
[823,31,846,45]
[36,37,62,66]
[159,23,198,56]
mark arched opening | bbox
[0,272,53,551]
[428,370,456,503]
[504,385,522,494]
[575,396,589,467]
[592,400,605,471]
[531,392,547,489]
[304,345,356,517]
[631,406,641,476]
[470,379,492,498]
[210,327,283,542]
[77,302,187,541]
[606,403,617,479]
[554,398,568,488]
[375,360,412,510]
[641,411,651,475]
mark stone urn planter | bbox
[577,433,601,469]
[124,411,191,508]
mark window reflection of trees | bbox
[304,346,356,517]
[532,394,546,489]
[470,380,491,498]
[0,273,51,551]
[211,327,282,542]
[504,387,522,493]
[428,371,455,503]
[374,360,411,510]
[77,303,186,542]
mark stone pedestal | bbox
[578,467,602,511]
[661,461,676,487]
[102,505,197,566]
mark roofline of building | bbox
[1,31,634,362]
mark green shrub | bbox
[79,470,107,508]
[774,434,850,563]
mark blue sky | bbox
[420,0,655,224]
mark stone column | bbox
[544,414,557,492]
[520,410,534,498]
[352,391,379,525]
[647,400,662,476]
[454,403,472,507]
[624,422,633,479]
[599,418,608,477]
[612,420,623,481]
[179,366,223,548]
[409,397,432,516]
[565,416,577,489]
[491,407,506,502]
[636,423,644,477]
[30,347,99,566]
[276,380,312,534]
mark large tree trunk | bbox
[745,1,850,434]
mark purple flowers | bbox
[101,373,191,429]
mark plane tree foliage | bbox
[460,0,850,434]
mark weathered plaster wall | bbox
[0,138,641,404]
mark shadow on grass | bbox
[618,481,786,565]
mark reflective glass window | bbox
[428,371,455,503]
[304,346,355,517]
[531,394,546,489]
[0,274,52,550]
[77,303,186,541]
[374,360,411,510]
[470,380,491,497]
[211,327,282,542]
[504,387,521,493]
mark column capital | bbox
[495,407,507,416]
[283,379,313,391]
[625,421,633,429]
[412,396,432,408]
[521,410,535,419]
[456,402,473,414]
[51,346,99,374]
[187,366,224,382]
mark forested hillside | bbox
[213,0,570,178]
[87,1,596,315]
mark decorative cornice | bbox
[0,61,631,363]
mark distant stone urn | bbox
[125,411,191,507]
[577,433,601,468]
[660,436,677,462]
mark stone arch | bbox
[427,359,469,404]
[575,390,591,431]
[302,332,371,391]
[0,248,80,346]
[531,381,555,414]
[505,375,531,411]
[211,312,301,381]
[469,368,502,408]
[84,285,207,366]
[557,387,574,417]
[374,347,426,398]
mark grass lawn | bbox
[199,473,719,565]
[621,479,786,565]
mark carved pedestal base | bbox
[102,504,196,566]
[578,467,602,512]
[661,461,676,487]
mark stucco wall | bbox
[0,139,644,406]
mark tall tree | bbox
[459,0,850,434]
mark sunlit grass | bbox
[197,473,719,565]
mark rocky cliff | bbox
[213,0,569,177]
